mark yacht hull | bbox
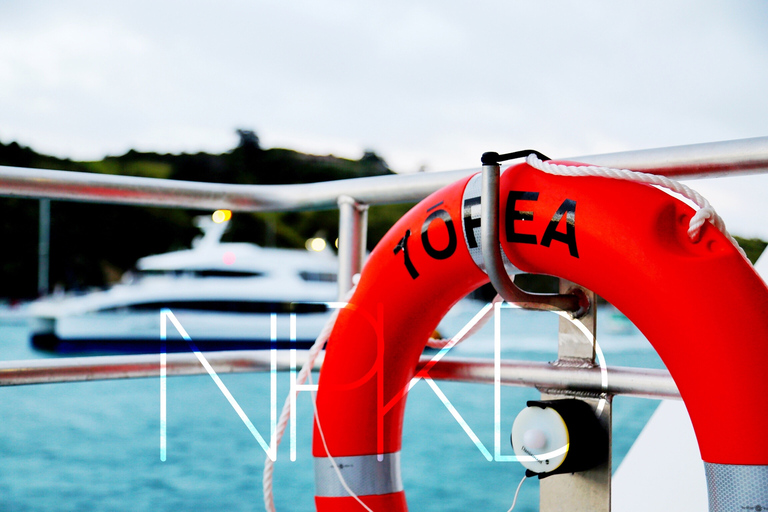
[30,309,332,354]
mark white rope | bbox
[525,154,745,256]
[306,365,375,512]
[426,294,503,349]
[505,474,529,512]
[263,285,498,509]
[262,286,354,512]
[262,283,377,512]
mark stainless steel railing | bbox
[2,136,768,212]
[2,135,767,393]
[0,351,680,400]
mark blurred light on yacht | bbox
[306,238,326,252]
[334,238,339,249]
[222,251,236,265]
[212,210,232,224]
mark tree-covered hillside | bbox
[0,132,411,299]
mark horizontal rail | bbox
[1,136,767,211]
[0,164,474,211]
[426,358,679,400]
[0,351,680,400]
[571,136,768,179]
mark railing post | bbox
[539,280,612,512]
[38,198,50,297]
[336,195,368,300]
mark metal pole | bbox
[357,205,368,278]
[2,136,768,211]
[0,163,475,212]
[540,281,611,512]
[570,135,768,179]
[38,199,50,297]
[0,352,680,399]
[336,195,368,300]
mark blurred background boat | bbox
[27,212,339,354]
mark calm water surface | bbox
[0,305,664,511]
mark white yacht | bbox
[28,213,339,354]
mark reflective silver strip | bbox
[705,462,768,512]
[462,173,519,274]
[314,452,403,498]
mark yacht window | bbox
[137,269,264,279]
[99,301,328,314]
[299,271,337,283]
[195,269,264,278]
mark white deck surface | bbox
[613,250,768,511]
[612,400,707,511]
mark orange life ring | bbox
[312,161,768,511]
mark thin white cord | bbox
[306,367,375,511]
[506,474,529,512]
[262,286,355,512]
[263,287,498,510]
[525,154,746,256]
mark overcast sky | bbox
[2,1,768,239]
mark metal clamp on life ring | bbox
[312,156,768,511]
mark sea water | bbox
[0,305,664,512]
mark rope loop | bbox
[525,154,745,256]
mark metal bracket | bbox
[480,158,587,316]
[540,281,612,512]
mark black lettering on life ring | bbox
[540,198,579,258]
[394,229,419,279]
[506,191,540,245]
[421,209,457,260]
[462,196,481,249]
[427,200,444,212]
